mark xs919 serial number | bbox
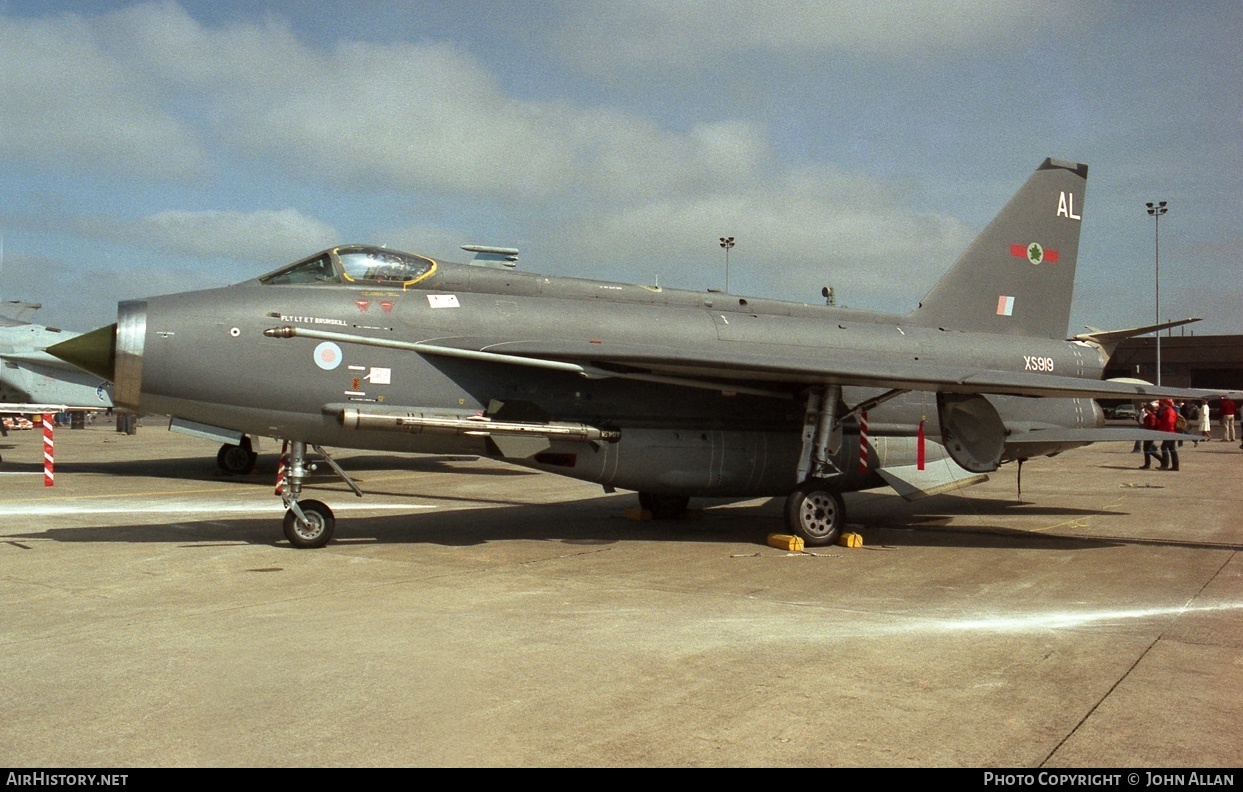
[1024,355,1055,372]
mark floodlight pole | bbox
[1145,201,1167,385]
[719,236,734,293]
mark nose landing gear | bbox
[278,441,360,548]
[283,498,336,548]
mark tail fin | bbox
[909,158,1087,339]
[1075,317,1201,360]
[0,299,41,327]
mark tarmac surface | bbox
[1,417,1240,768]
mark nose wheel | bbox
[283,499,335,549]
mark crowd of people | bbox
[0,410,102,434]
[1136,396,1238,472]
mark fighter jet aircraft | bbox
[49,158,1204,548]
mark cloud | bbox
[183,32,780,207]
[75,208,340,265]
[0,3,967,213]
[548,164,972,307]
[0,249,186,330]
[546,0,1071,75]
[0,6,209,180]
[0,3,1060,320]
[0,5,967,220]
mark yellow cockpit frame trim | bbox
[335,246,439,290]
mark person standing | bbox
[1198,400,1211,441]
[1157,398,1180,471]
[1220,396,1237,443]
[1140,402,1162,469]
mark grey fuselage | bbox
[115,254,1102,497]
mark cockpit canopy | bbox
[259,245,436,288]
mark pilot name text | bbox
[280,315,347,326]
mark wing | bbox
[480,337,1202,401]
[265,326,1208,402]
[0,300,41,325]
[1005,428,1203,445]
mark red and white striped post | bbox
[274,441,289,495]
[42,413,55,487]
[917,418,926,471]
[858,410,869,474]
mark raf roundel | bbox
[313,341,344,371]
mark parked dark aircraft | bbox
[50,158,1204,548]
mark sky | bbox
[0,1,1239,336]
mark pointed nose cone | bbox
[47,324,117,382]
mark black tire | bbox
[283,499,335,548]
[638,492,690,519]
[784,483,844,546]
[217,442,258,475]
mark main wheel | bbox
[638,492,690,519]
[217,441,257,475]
[784,483,844,546]
[283,499,335,548]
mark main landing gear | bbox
[216,436,258,475]
[637,384,851,546]
[278,440,362,548]
[781,384,903,547]
[630,385,904,547]
[778,384,847,546]
[637,492,690,519]
[785,481,845,546]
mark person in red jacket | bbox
[1157,398,1180,471]
[1140,402,1162,469]
[1220,396,1237,443]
